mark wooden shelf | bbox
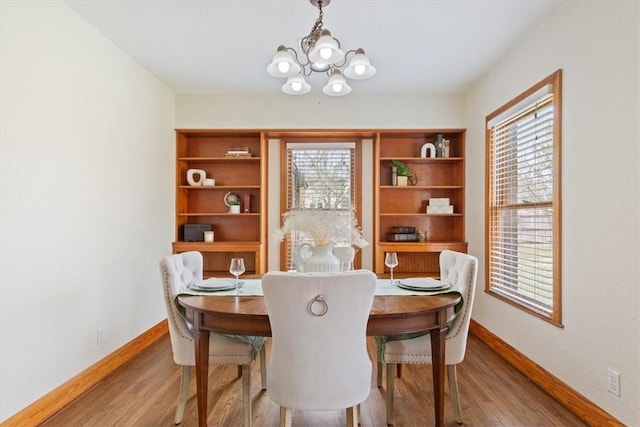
[173,130,268,274]
[374,130,468,275]
[379,185,464,189]
[177,157,261,162]
[177,213,262,217]
[178,185,262,189]
[379,213,464,216]
[379,156,464,162]
[173,241,262,250]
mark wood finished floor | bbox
[42,334,586,426]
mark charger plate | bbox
[397,278,451,292]
[190,278,242,292]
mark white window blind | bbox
[284,143,356,271]
[486,70,562,324]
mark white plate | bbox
[399,278,446,289]
[190,283,237,292]
[396,282,451,292]
[192,278,242,290]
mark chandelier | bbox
[266,0,376,96]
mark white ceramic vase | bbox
[186,169,206,186]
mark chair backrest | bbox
[159,251,203,366]
[262,270,377,411]
[439,250,479,365]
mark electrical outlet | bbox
[97,327,105,345]
[607,368,620,397]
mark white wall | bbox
[0,1,175,421]
[465,2,639,425]
[176,93,465,130]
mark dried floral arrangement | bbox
[274,208,369,249]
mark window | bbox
[280,141,361,271]
[485,70,562,325]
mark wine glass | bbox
[229,258,245,294]
[385,252,399,284]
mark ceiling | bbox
[63,0,565,95]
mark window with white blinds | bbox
[485,70,562,325]
[283,142,357,271]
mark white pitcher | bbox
[332,245,355,271]
[294,243,341,273]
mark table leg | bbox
[430,325,446,427]
[194,328,210,427]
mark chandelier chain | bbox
[302,1,325,56]
[311,1,324,34]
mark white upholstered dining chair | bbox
[262,270,377,427]
[376,250,478,425]
[159,251,266,426]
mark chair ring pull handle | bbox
[308,295,328,317]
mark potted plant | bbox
[390,160,414,186]
[228,199,241,214]
[223,192,242,213]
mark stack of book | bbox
[387,226,419,242]
[224,146,252,157]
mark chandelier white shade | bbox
[267,0,375,96]
[307,30,345,65]
[343,48,376,79]
[323,69,351,96]
[266,47,302,78]
[283,75,312,95]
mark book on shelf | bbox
[226,146,251,152]
[225,146,252,157]
[387,233,419,242]
[243,193,251,213]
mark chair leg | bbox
[260,345,267,390]
[396,364,402,379]
[386,362,396,426]
[174,366,191,425]
[447,364,464,424]
[280,406,292,427]
[357,403,362,426]
[242,364,252,427]
[377,359,383,387]
[347,406,357,427]
[238,365,243,378]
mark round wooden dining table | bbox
[178,293,460,427]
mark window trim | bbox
[484,69,563,327]
[279,138,363,272]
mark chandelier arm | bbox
[300,65,312,77]
[285,46,312,76]
[284,46,303,65]
[299,34,314,58]
[321,66,334,77]
[332,48,358,69]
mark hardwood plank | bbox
[2,321,167,427]
[470,320,624,427]
[41,333,588,427]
